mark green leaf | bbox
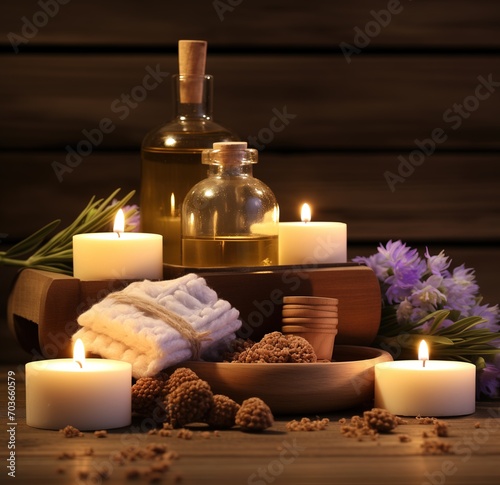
[5,219,61,258]
[435,316,485,336]
[424,335,455,346]
[1,189,136,275]
[421,310,451,334]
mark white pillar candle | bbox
[73,209,163,280]
[25,339,132,430]
[279,203,347,265]
[374,341,476,416]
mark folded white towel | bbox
[73,273,241,378]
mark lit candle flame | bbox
[170,193,176,217]
[73,338,86,369]
[113,208,125,237]
[419,340,429,368]
[301,203,311,223]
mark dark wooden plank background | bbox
[1,0,499,363]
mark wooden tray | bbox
[7,264,381,359]
[179,346,393,415]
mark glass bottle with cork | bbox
[140,40,237,265]
[182,141,279,267]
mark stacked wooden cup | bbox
[281,296,339,361]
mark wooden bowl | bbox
[180,345,393,415]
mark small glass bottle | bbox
[182,142,279,267]
[140,40,237,265]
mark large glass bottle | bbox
[182,142,279,267]
[140,40,237,265]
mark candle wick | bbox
[75,360,83,369]
[422,359,427,368]
[116,231,121,239]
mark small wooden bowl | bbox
[282,317,339,325]
[282,308,338,318]
[179,346,393,414]
[282,324,338,333]
[282,325,338,360]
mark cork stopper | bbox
[213,142,248,150]
[178,40,207,104]
[203,142,257,165]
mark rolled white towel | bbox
[73,274,241,377]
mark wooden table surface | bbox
[2,366,499,485]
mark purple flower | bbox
[408,276,447,313]
[469,301,500,331]
[383,243,426,304]
[442,265,479,315]
[425,248,451,276]
[353,252,390,281]
[478,362,500,399]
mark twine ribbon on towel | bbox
[108,292,212,360]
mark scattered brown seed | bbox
[434,420,449,437]
[421,439,454,455]
[286,417,329,431]
[151,462,170,472]
[340,408,397,440]
[176,428,193,440]
[59,425,83,438]
[398,434,412,443]
[125,468,141,479]
[416,416,437,425]
[94,429,108,438]
[77,469,90,479]
[363,408,398,433]
[474,421,481,429]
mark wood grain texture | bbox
[2,152,499,242]
[6,265,382,357]
[1,0,500,366]
[2,55,500,150]
[181,346,393,414]
[2,245,498,365]
[2,0,500,47]
[1,367,499,485]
